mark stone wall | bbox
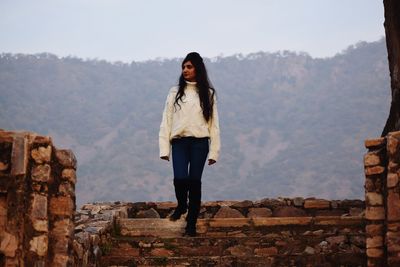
[0,130,77,266]
[364,131,400,266]
[73,199,366,266]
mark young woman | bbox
[159,52,220,236]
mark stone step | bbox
[102,253,366,267]
[117,216,363,238]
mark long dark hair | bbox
[174,52,215,122]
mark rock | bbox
[49,197,74,216]
[366,236,383,248]
[226,245,253,257]
[364,152,381,167]
[304,246,315,255]
[365,166,385,176]
[272,206,307,217]
[364,137,385,148]
[254,247,278,256]
[304,199,330,209]
[31,146,52,164]
[387,173,399,188]
[0,232,18,257]
[31,193,48,219]
[257,198,286,209]
[31,164,51,182]
[150,248,173,257]
[387,191,400,221]
[293,197,304,207]
[231,200,253,208]
[247,207,272,218]
[313,230,324,236]
[214,206,244,218]
[349,207,364,217]
[136,208,160,218]
[366,192,383,206]
[29,235,48,256]
[33,219,48,232]
[55,149,77,169]
[61,169,76,184]
[326,235,346,245]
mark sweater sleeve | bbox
[208,95,221,161]
[159,90,174,158]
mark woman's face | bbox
[182,61,196,82]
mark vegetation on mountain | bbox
[0,39,390,205]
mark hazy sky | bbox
[0,0,385,62]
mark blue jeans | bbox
[171,137,209,180]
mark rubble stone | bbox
[31,146,52,164]
[55,149,77,169]
[214,206,245,218]
[247,207,272,218]
[29,235,48,256]
[31,164,51,182]
[61,168,77,184]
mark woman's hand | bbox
[208,159,216,165]
[160,156,169,161]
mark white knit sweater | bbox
[159,81,221,161]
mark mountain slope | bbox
[0,39,390,205]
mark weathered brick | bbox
[61,169,76,184]
[365,207,385,220]
[0,232,18,257]
[387,173,399,188]
[387,190,400,221]
[366,236,383,248]
[253,217,312,226]
[366,192,383,206]
[31,164,51,182]
[364,153,381,167]
[59,182,74,196]
[304,199,330,209]
[387,135,400,157]
[33,219,48,232]
[366,224,383,236]
[365,138,385,148]
[29,235,48,256]
[31,193,47,219]
[254,247,278,256]
[314,216,362,226]
[365,166,385,176]
[55,149,77,168]
[31,146,52,164]
[247,207,272,218]
[150,248,173,257]
[225,245,252,257]
[366,248,384,258]
[214,206,245,218]
[209,218,250,227]
[10,135,28,176]
[49,197,74,217]
[52,254,69,267]
[365,178,375,191]
[387,230,400,252]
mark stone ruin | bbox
[0,128,400,266]
[0,130,76,266]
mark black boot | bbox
[169,179,188,221]
[184,180,201,237]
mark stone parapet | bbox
[73,200,366,267]
[364,131,400,266]
[0,130,76,266]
